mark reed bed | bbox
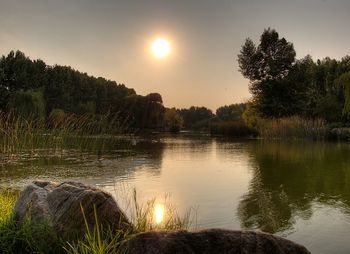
[0,112,130,157]
[257,116,326,140]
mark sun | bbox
[151,38,170,59]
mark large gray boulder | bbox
[119,229,310,254]
[13,180,131,239]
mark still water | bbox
[1,134,350,253]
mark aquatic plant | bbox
[257,116,326,140]
[0,111,131,158]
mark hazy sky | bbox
[1,0,350,110]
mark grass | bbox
[256,116,327,140]
[66,190,195,254]
[64,206,128,254]
[0,189,62,253]
[0,189,194,254]
[0,111,133,159]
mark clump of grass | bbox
[64,205,129,254]
[257,116,326,140]
[210,120,256,137]
[130,189,195,232]
[0,189,62,254]
[65,189,195,254]
[0,189,18,224]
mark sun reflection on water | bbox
[154,204,165,224]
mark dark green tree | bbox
[238,28,297,117]
[335,71,350,116]
[178,106,214,129]
[9,90,46,120]
[216,103,246,121]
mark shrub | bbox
[210,120,256,137]
[8,90,46,121]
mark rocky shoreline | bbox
[14,181,311,254]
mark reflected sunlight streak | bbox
[154,204,165,224]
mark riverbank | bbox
[0,186,193,254]
[0,182,310,254]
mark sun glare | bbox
[151,38,170,59]
[154,204,165,224]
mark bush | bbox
[210,120,256,137]
[8,90,46,121]
[49,108,67,128]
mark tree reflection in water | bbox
[238,140,350,234]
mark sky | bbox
[1,0,350,111]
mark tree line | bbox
[238,28,350,124]
[0,50,165,130]
[0,50,242,132]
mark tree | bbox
[9,90,46,120]
[164,108,183,132]
[335,71,350,116]
[238,28,295,82]
[178,106,214,129]
[142,93,165,129]
[238,28,297,117]
[216,103,246,121]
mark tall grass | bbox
[0,189,62,253]
[64,206,129,254]
[129,189,194,232]
[0,188,195,254]
[257,116,326,139]
[0,190,18,224]
[0,111,131,157]
[66,189,195,254]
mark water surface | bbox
[1,135,350,253]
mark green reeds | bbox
[257,116,326,139]
[0,111,130,157]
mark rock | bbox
[119,229,310,254]
[14,180,131,239]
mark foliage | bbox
[0,188,194,254]
[129,189,194,232]
[48,108,67,128]
[216,103,246,121]
[238,28,350,123]
[238,28,295,82]
[242,100,263,130]
[238,28,296,118]
[0,50,165,130]
[8,90,46,121]
[0,111,130,156]
[65,206,128,254]
[257,116,326,140]
[0,190,62,254]
[209,120,256,137]
[178,106,214,130]
[335,71,350,116]
[164,108,184,132]
[0,190,18,224]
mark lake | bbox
[1,134,350,253]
